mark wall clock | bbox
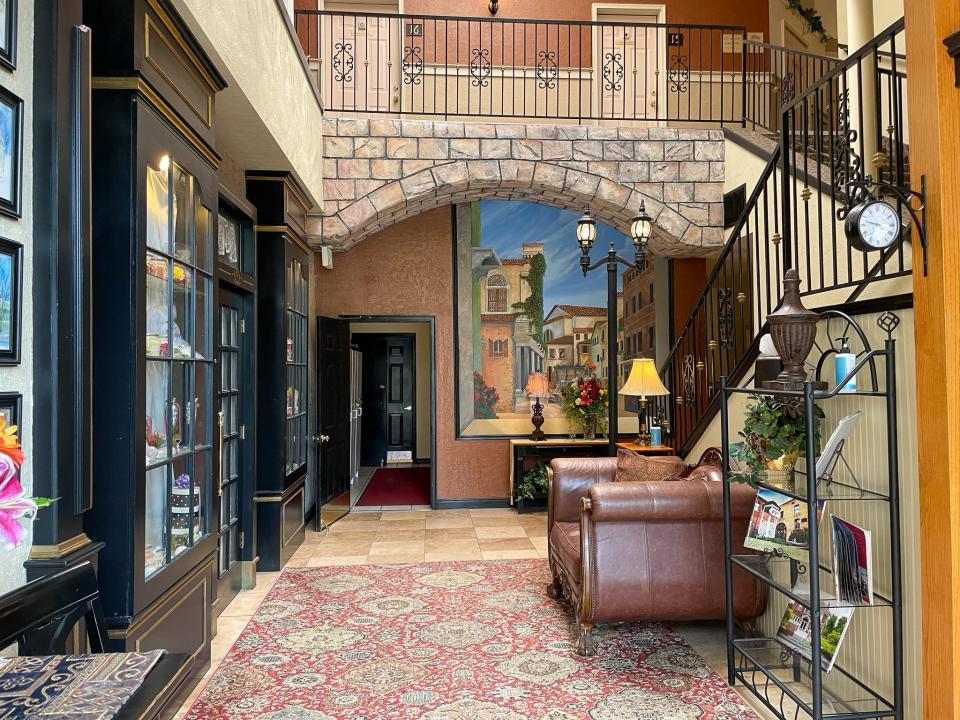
[844,199,903,252]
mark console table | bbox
[509,439,677,505]
[615,442,676,455]
[509,439,606,506]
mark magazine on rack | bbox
[775,594,855,673]
[744,487,826,562]
[832,515,874,605]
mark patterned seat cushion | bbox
[615,449,687,483]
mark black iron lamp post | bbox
[576,202,653,455]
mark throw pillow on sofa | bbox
[616,449,686,483]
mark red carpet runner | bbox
[357,466,431,506]
[184,560,757,719]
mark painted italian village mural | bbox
[456,200,657,436]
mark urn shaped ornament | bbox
[765,270,820,388]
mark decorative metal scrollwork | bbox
[668,53,689,93]
[877,311,900,337]
[602,51,624,92]
[779,71,796,105]
[683,355,696,406]
[832,88,865,220]
[718,288,735,349]
[332,42,354,83]
[536,50,558,90]
[401,45,423,85]
[470,47,491,87]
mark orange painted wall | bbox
[316,207,511,500]
[671,258,708,340]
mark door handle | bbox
[314,434,331,443]
[404,405,412,411]
[217,411,225,497]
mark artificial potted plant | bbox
[729,394,824,486]
[515,463,549,513]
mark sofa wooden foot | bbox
[576,622,597,656]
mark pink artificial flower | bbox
[0,454,36,550]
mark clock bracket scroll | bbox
[843,174,928,277]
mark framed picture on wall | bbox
[0,85,21,218]
[0,237,21,364]
[0,391,20,427]
[0,0,16,71]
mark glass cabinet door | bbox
[284,254,308,476]
[144,158,214,578]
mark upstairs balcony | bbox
[294,9,837,128]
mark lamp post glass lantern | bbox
[574,205,654,455]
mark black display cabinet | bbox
[83,0,226,673]
[247,173,313,571]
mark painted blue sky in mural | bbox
[479,199,625,311]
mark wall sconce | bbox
[489,0,499,14]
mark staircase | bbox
[658,18,912,456]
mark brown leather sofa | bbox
[547,450,767,655]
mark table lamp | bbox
[524,372,551,440]
[619,358,670,445]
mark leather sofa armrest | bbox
[547,457,617,528]
[586,480,756,522]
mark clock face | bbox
[856,201,901,249]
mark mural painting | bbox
[455,200,657,437]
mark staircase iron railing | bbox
[743,40,841,134]
[652,148,784,452]
[659,18,912,456]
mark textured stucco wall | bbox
[0,0,34,595]
[174,0,325,205]
[317,208,511,500]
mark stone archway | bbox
[308,117,726,254]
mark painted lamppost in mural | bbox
[575,202,652,455]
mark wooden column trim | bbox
[904,1,960,718]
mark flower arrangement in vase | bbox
[0,418,54,549]
[558,364,608,439]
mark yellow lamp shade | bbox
[619,358,669,399]
[524,372,551,398]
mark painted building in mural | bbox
[476,242,546,413]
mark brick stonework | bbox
[310,118,726,255]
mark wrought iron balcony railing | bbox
[294,9,751,123]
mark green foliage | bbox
[516,464,549,502]
[789,528,809,544]
[473,372,499,419]
[512,253,547,347]
[785,0,835,45]
[821,614,847,656]
[730,394,825,484]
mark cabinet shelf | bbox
[732,638,896,720]
[730,555,893,610]
[753,477,890,503]
[721,311,904,720]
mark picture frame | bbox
[0,237,21,364]
[0,85,21,218]
[0,391,20,427]
[0,0,15,72]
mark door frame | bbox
[591,3,668,124]
[214,281,256,614]
[353,331,418,464]
[340,314,437,508]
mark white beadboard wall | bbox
[694,308,921,717]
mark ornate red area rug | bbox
[185,560,756,720]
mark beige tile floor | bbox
[174,508,779,719]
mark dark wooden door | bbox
[317,317,351,513]
[216,286,248,615]
[384,335,416,458]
